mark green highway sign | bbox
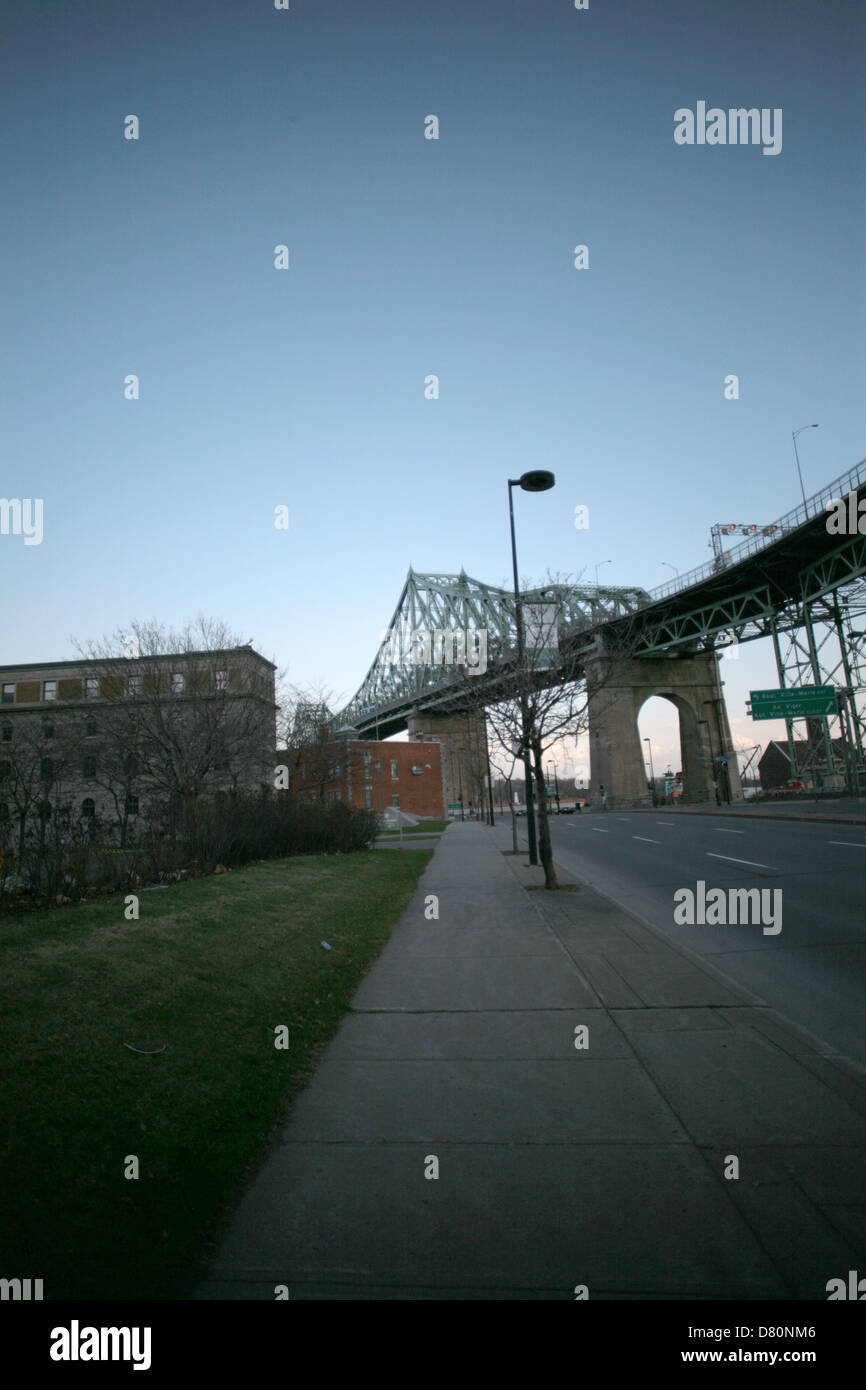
[749,685,837,720]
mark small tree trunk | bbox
[532,742,558,889]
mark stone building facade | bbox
[0,647,277,844]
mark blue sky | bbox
[1,0,863,771]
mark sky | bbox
[1,0,863,775]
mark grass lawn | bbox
[0,849,431,1300]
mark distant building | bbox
[287,736,445,817]
[0,647,276,838]
[758,737,847,790]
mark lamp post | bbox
[662,562,679,579]
[595,560,611,589]
[508,469,556,866]
[644,736,655,803]
[792,424,818,509]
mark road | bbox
[519,809,866,1067]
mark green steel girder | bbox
[339,568,650,732]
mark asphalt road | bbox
[524,810,866,1067]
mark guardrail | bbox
[645,457,866,605]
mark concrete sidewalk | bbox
[196,822,866,1300]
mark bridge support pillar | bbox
[586,651,743,809]
[407,710,490,817]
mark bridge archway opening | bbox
[637,692,707,804]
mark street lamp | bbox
[508,469,555,866]
[792,424,819,509]
[662,562,679,579]
[595,560,611,589]
[644,736,655,803]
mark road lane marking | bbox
[655,821,675,826]
[717,829,745,834]
[707,852,773,869]
[616,817,630,821]
[828,840,866,848]
[634,836,661,844]
[591,827,610,833]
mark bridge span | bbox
[335,458,866,810]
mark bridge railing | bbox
[646,457,866,605]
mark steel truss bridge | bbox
[336,457,866,789]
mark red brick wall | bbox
[294,739,444,816]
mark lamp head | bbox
[518,470,555,492]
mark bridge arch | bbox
[586,651,742,809]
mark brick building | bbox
[289,735,445,817]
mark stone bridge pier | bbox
[407,709,490,816]
[586,651,742,809]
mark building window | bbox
[0,802,8,821]
[391,794,400,808]
[85,677,99,700]
[363,750,372,776]
[126,794,139,816]
[127,675,141,697]
[215,669,227,692]
[171,672,184,695]
[85,716,97,736]
[81,798,95,819]
[365,787,373,810]
[40,758,53,782]
[0,760,10,781]
[1,724,11,743]
[38,800,52,820]
[1,683,14,704]
[43,680,57,702]
[83,755,97,778]
[43,722,54,740]
[390,759,398,780]
[327,788,341,803]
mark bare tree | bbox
[277,682,380,811]
[73,616,277,843]
[448,575,643,888]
